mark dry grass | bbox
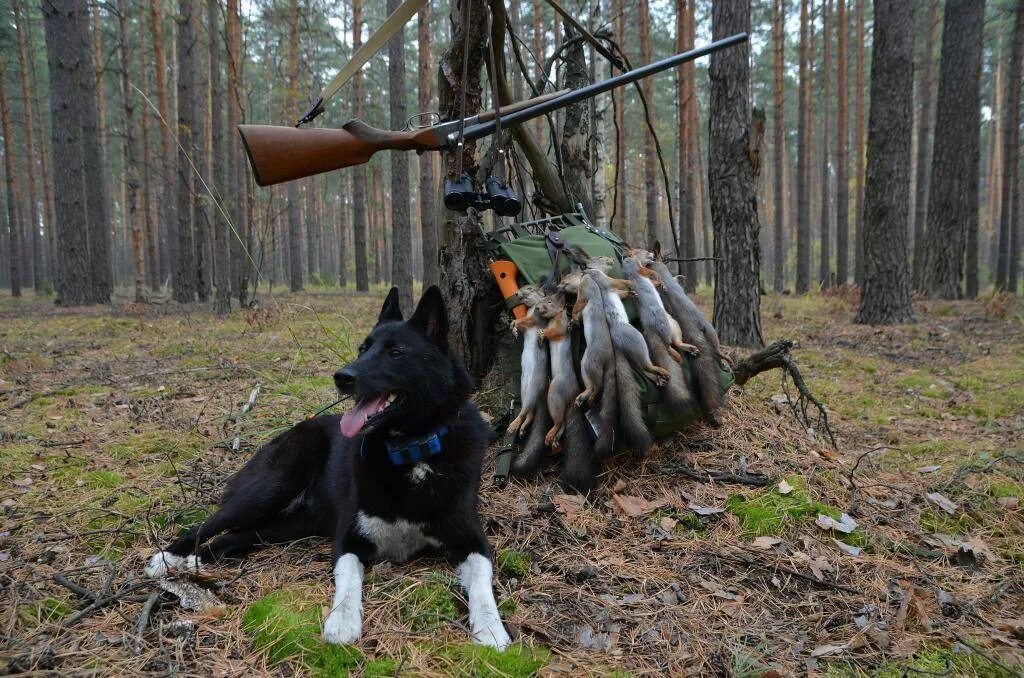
[0,286,1021,676]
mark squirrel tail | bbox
[511,398,551,477]
[559,406,596,493]
[643,326,697,414]
[615,356,653,456]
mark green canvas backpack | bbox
[485,213,734,484]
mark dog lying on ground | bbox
[144,286,511,650]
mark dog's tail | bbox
[559,406,596,493]
[615,355,653,456]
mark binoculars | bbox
[443,172,522,217]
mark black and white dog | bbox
[144,287,511,650]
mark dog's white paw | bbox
[471,617,512,651]
[144,551,202,578]
[322,606,362,645]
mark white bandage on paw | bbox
[322,553,364,645]
[143,551,202,578]
[457,553,512,651]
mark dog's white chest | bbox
[356,511,440,562]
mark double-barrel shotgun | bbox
[237,32,748,187]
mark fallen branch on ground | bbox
[732,339,837,447]
[656,464,773,487]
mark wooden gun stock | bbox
[237,121,442,187]
[238,89,569,187]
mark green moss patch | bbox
[18,597,72,626]
[81,470,124,489]
[242,589,395,677]
[399,575,460,632]
[430,642,550,677]
[497,550,531,579]
[827,644,1018,678]
[727,476,868,547]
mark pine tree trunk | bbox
[226,0,249,304]
[772,0,785,292]
[24,6,56,286]
[13,0,44,292]
[352,0,369,292]
[438,0,496,379]
[835,0,851,285]
[139,44,159,292]
[80,5,112,302]
[853,0,866,285]
[640,0,660,247]
[387,0,413,311]
[612,0,625,229]
[116,0,145,302]
[338,173,349,287]
[986,55,1003,285]
[208,0,230,314]
[286,0,303,292]
[911,0,938,291]
[418,2,438,288]
[149,0,176,288]
[921,0,985,299]
[559,23,594,220]
[855,0,915,325]
[42,0,93,305]
[819,0,832,287]
[795,0,811,294]
[678,0,696,289]
[174,0,198,302]
[709,0,764,348]
[1001,4,1024,292]
[0,57,23,297]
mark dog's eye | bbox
[358,342,369,355]
[388,347,402,358]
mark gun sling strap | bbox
[297,0,428,126]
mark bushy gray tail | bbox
[511,399,552,478]
[615,356,653,456]
[592,362,618,459]
[559,406,595,493]
[643,326,696,414]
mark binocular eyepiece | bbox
[443,172,522,217]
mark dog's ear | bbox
[377,287,403,325]
[408,286,448,350]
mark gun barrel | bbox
[458,32,748,145]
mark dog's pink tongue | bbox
[340,396,388,438]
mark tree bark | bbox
[853,0,866,285]
[149,0,176,288]
[24,8,57,287]
[42,0,94,305]
[678,0,697,290]
[226,0,249,304]
[922,0,985,299]
[438,0,497,379]
[611,0,625,229]
[81,4,112,302]
[208,0,230,314]
[13,0,45,292]
[286,0,303,292]
[855,0,915,325]
[795,0,811,294]
[709,0,764,348]
[772,0,785,292]
[640,0,660,247]
[388,0,413,311]
[0,56,23,297]
[911,0,938,291]
[997,3,1024,291]
[819,0,832,287]
[116,0,145,302]
[559,23,595,220]
[835,0,850,285]
[418,2,438,288]
[352,0,369,292]
[138,40,159,292]
[174,0,198,302]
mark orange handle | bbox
[490,260,526,320]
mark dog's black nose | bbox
[334,368,357,392]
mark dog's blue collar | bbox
[363,426,449,466]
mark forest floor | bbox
[0,286,1021,676]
